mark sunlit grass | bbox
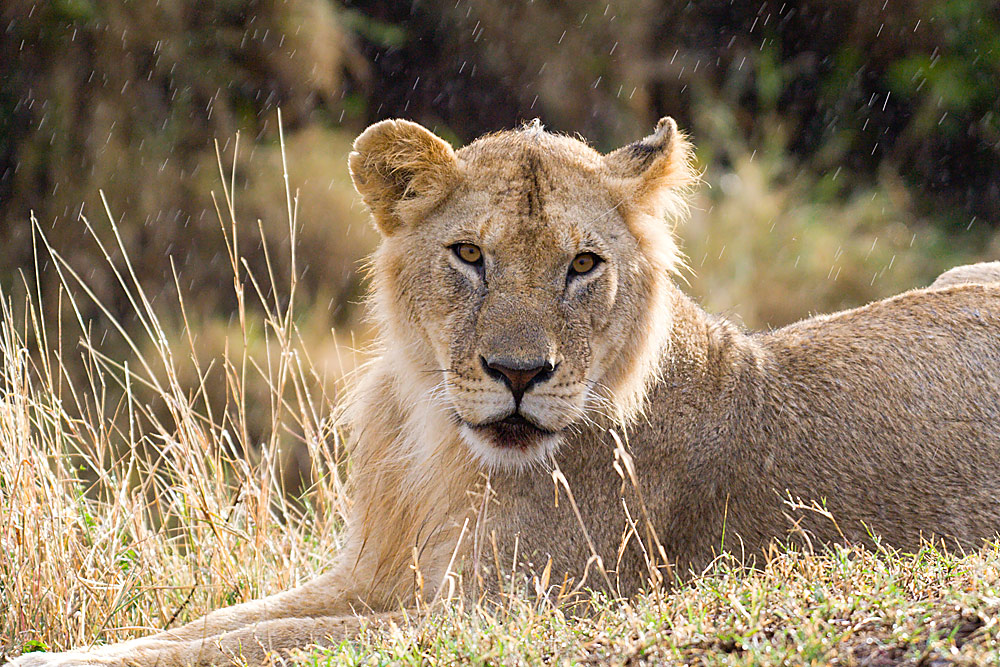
[301,544,1000,665]
[0,116,351,659]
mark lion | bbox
[9,118,1000,667]
[931,261,1000,288]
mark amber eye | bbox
[570,252,601,275]
[452,243,483,265]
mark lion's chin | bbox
[458,420,562,470]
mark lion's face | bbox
[399,155,640,468]
[350,119,693,469]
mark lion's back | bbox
[931,261,1000,289]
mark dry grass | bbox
[681,104,993,330]
[2,121,999,666]
[0,119,352,659]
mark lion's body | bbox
[491,284,1000,592]
[932,261,1000,288]
[10,119,1000,667]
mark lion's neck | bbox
[342,345,479,605]
[666,284,757,375]
[637,282,768,446]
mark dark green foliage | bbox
[344,1,1000,226]
[0,0,346,328]
[2,0,998,326]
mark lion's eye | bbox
[452,243,483,266]
[569,252,601,276]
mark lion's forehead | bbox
[424,134,634,280]
[437,171,620,253]
[456,129,604,169]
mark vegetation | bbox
[313,545,1000,666]
[0,146,351,659]
[2,0,997,426]
[1,1,999,663]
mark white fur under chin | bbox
[459,424,562,472]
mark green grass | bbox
[299,544,1000,665]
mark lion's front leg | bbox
[4,561,396,667]
[142,569,361,643]
[139,611,410,667]
[5,612,411,667]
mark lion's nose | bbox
[481,356,557,404]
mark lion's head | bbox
[349,118,695,469]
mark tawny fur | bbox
[10,120,1000,667]
[931,261,1000,288]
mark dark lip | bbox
[500,413,534,427]
[468,413,556,449]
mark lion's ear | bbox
[349,119,459,235]
[602,117,695,219]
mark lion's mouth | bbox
[470,413,554,449]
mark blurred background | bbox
[2,0,998,489]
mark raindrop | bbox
[865,238,878,259]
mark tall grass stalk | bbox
[0,126,350,657]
